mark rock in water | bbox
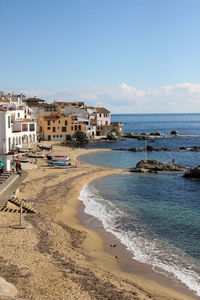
[107,131,118,140]
[129,159,185,172]
[183,166,200,178]
[171,130,179,135]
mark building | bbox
[39,113,86,141]
[96,107,111,126]
[0,108,37,154]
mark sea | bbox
[78,113,200,296]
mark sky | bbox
[0,0,200,113]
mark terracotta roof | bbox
[16,118,36,123]
[54,101,69,106]
[42,115,61,120]
[39,103,57,108]
[23,98,45,103]
[82,106,95,109]
[96,107,110,113]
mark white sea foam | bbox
[79,183,200,296]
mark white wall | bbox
[0,111,12,154]
[96,113,111,126]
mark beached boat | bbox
[18,158,30,163]
[47,161,71,167]
[54,162,72,168]
[46,155,70,161]
[47,160,68,165]
[18,148,32,153]
[28,152,44,158]
[38,144,52,150]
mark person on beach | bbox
[15,160,19,173]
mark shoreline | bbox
[0,144,198,299]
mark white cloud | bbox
[3,82,200,113]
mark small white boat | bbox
[28,152,44,158]
[18,148,32,153]
[46,155,70,161]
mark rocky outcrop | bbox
[72,131,93,144]
[113,146,170,152]
[179,146,200,151]
[149,131,161,136]
[183,166,200,178]
[146,145,169,151]
[107,131,119,140]
[125,132,161,140]
[129,159,185,173]
[171,130,179,135]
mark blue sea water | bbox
[78,114,200,296]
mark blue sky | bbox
[1,0,200,113]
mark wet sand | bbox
[0,143,197,299]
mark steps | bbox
[0,197,36,214]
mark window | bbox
[29,124,35,131]
[99,113,102,117]
[71,126,73,130]
[58,120,60,124]
[53,135,55,137]
[53,127,56,132]
[53,120,55,123]
[8,116,11,128]
[60,135,62,137]
[57,135,59,137]
[48,127,50,130]
[65,120,68,125]
[44,107,56,112]
[22,124,28,131]
[40,126,42,132]
[62,127,66,132]
[18,113,20,117]
[105,121,108,125]
[47,120,50,126]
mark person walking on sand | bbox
[15,160,19,173]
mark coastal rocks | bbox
[113,146,170,152]
[113,148,143,152]
[146,145,169,151]
[179,146,200,151]
[129,159,185,173]
[107,131,119,140]
[72,131,93,144]
[125,132,163,140]
[171,130,179,135]
[183,166,200,178]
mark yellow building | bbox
[39,112,86,141]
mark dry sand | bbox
[0,143,197,300]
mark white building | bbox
[0,108,12,154]
[96,108,111,126]
[0,108,37,154]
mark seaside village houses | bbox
[0,91,124,169]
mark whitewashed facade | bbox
[0,109,37,154]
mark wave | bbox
[79,183,200,296]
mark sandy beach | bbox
[0,143,197,300]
